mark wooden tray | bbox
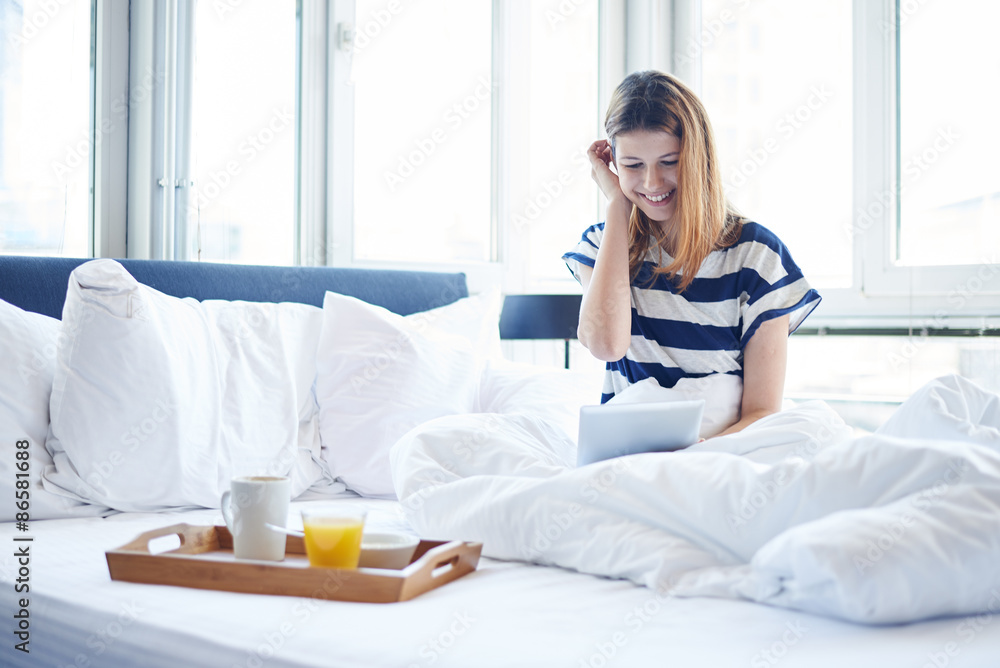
[106,523,482,603]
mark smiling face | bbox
[613,129,681,233]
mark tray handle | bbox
[400,540,481,600]
[112,523,218,555]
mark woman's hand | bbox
[587,139,628,205]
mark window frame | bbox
[297,0,329,267]
[91,0,129,259]
[326,0,506,293]
[857,0,999,310]
[89,0,999,329]
[684,0,1000,329]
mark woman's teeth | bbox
[643,189,674,203]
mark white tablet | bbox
[576,399,705,466]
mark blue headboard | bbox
[0,256,469,320]
[0,256,584,350]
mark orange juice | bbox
[302,517,365,568]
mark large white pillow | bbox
[45,259,326,511]
[0,299,109,520]
[427,287,504,363]
[316,291,498,498]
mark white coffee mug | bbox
[220,476,291,561]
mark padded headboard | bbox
[0,256,469,320]
[0,256,584,347]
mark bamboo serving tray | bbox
[106,523,482,603]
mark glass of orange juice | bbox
[301,506,367,569]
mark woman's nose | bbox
[644,169,663,190]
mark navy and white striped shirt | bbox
[563,221,821,403]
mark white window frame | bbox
[325,0,628,295]
[92,0,619,285]
[682,0,1000,330]
[297,0,329,266]
[325,0,354,270]
[326,0,508,293]
[124,0,196,261]
[849,0,1000,325]
[92,0,1000,335]
[91,0,130,259]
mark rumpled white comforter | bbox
[391,375,1000,625]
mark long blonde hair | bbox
[605,70,742,291]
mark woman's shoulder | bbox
[577,221,606,244]
[716,220,809,284]
[722,220,796,259]
[730,220,784,247]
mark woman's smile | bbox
[639,189,676,205]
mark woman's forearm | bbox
[578,198,634,361]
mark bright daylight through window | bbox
[700,0,853,289]
[518,0,599,286]
[352,0,492,265]
[0,0,90,257]
[897,0,1000,267]
[189,0,296,265]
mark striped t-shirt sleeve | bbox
[737,225,821,346]
[562,223,604,283]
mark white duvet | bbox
[391,375,1000,625]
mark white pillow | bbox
[0,299,109,520]
[426,287,504,363]
[316,291,495,498]
[45,259,326,512]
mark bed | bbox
[2,255,999,668]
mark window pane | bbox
[522,0,599,284]
[786,334,1000,431]
[0,0,91,257]
[700,0,853,288]
[898,0,1000,266]
[352,0,492,264]
[189,0,296,265]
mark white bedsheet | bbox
[3,499,1000,668]
[392,375,1000,625]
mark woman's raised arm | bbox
[577,140,634,362]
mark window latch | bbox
[336,22,354,53]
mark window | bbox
[351,0,492,265]
[513,0,600,290]
[696,0,1000,323]
[0,0,91,257]
[854,0,999,316]
[188,0,296,264]
[691,0,1000,419]
[897,0,1000,268]
[785,332,1000,429]
[700,0,853,289]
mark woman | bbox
[563,70,820,437]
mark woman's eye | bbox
[662,160,678,167]
[623,163,642,169]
